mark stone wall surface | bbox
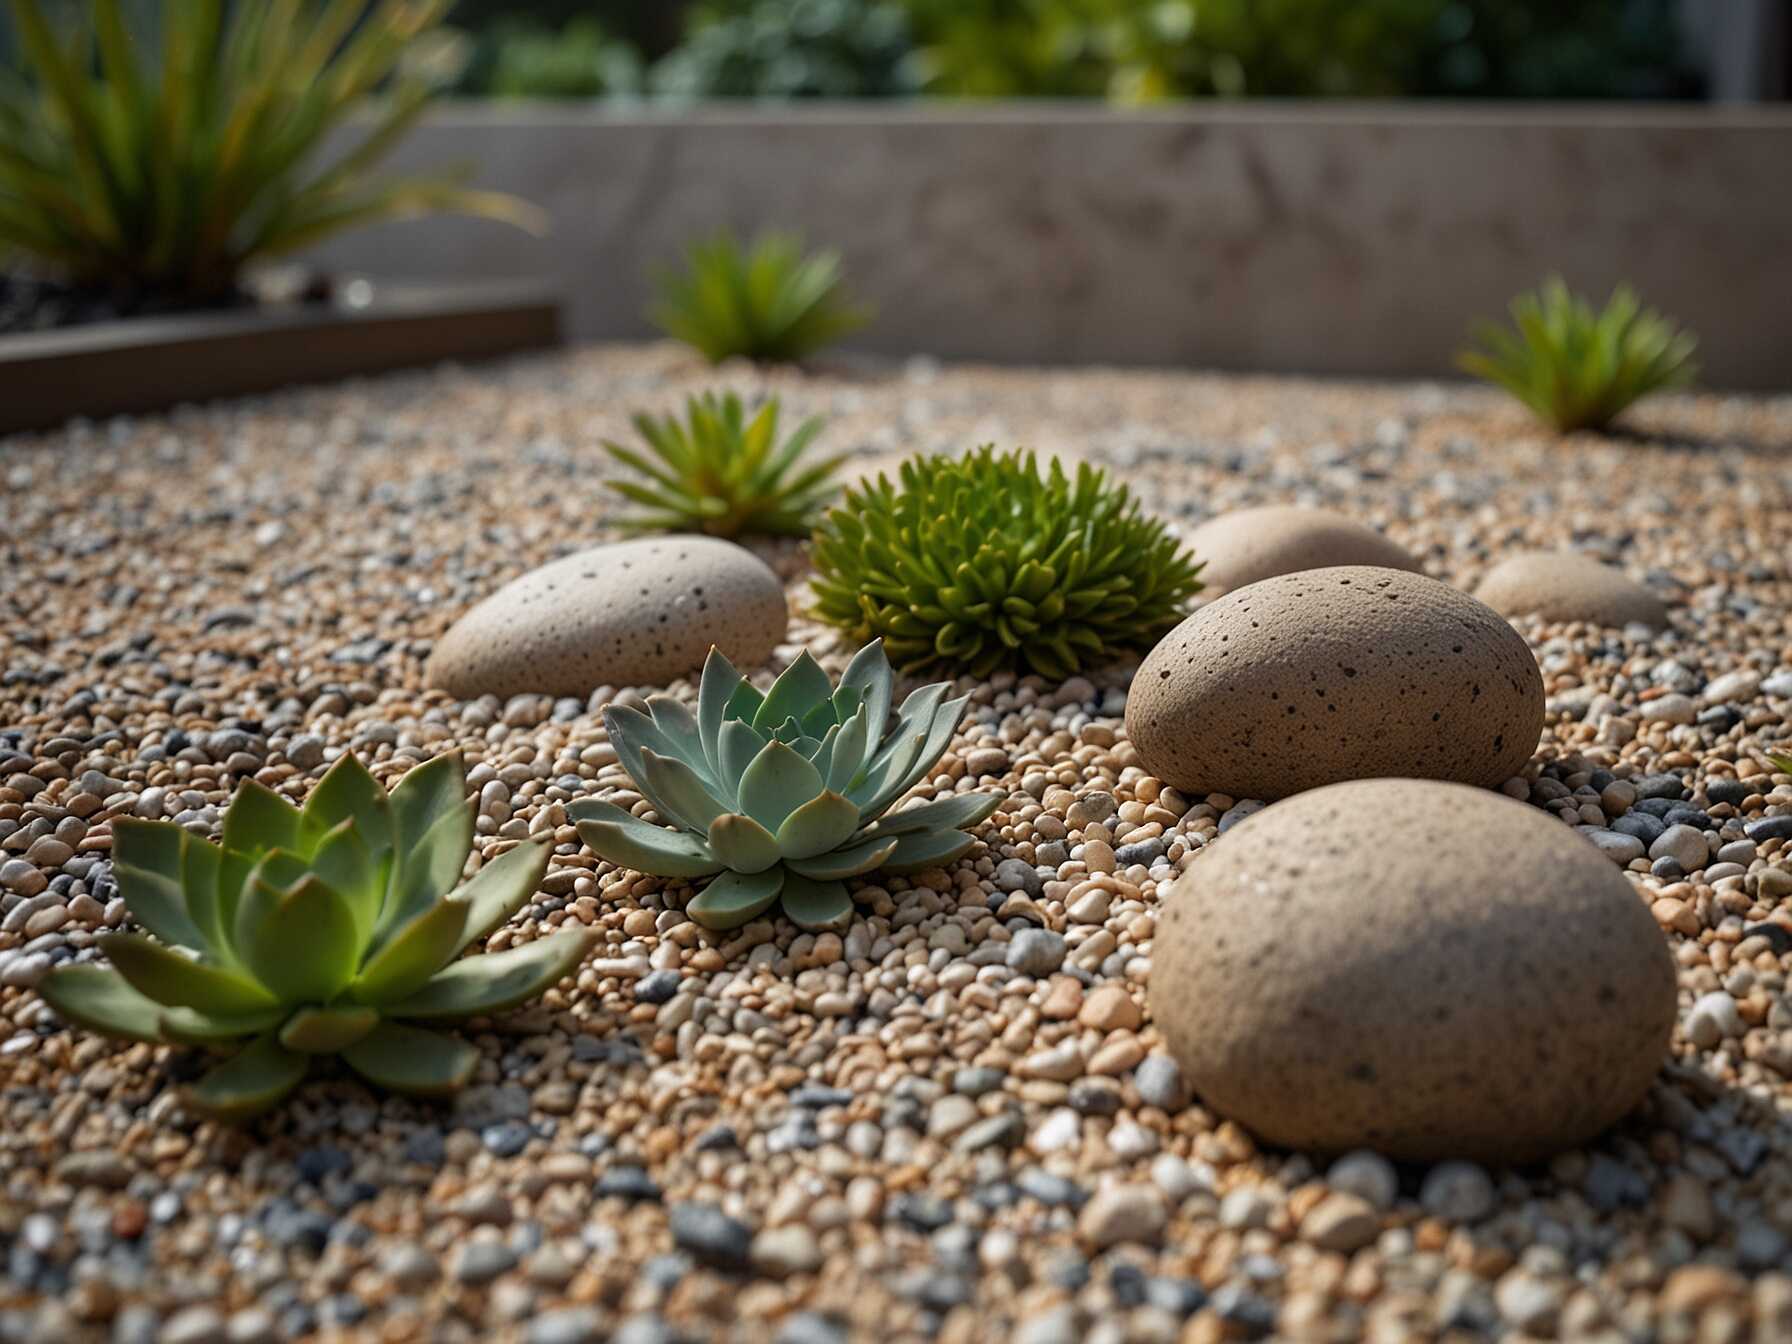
[304,104,1792,388]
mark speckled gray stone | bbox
[1128,567,1545,801]
[426,536,787,698]
[1150,779,1676,1163]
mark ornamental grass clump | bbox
[601,392,845,538]
[0,0,541,310]
[1458,276,1698,433]
[37,751,592,1120]
[572,641,1001,934]
[651,231,870,364]
[810,446,1204,679]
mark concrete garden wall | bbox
[305,103,1792,389]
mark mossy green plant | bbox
[1459,276,1697,433]
[37,751,592,1120]
[809,446,1204,680]
[651,231,870,364]
[602,392,845,538]
[572,641,1001,934]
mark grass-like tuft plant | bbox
[602,392,845,538]
[1768,753,1792,776]
[651,231,870,364]
[810,446,1204,680]
[0,0,541,309]
[572,641,1001,934]
[1458,276,1698,433]
[37,751,592,1120]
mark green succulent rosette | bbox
[37,751,593,1120]
[573,641,1002,933]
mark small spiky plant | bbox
[1459,276,1698,433]
[572,641,1001,933]
[37,752,592,1120]
[1768,753,1792,776]
[651,231,870,364]
[601,392,845,538]
[810,446,1204,680]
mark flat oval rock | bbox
[1187,505,1422,595]
[426,537,787,698]
[1149,778,1676,1163]
[1474,551,1669,630]
[1127,566,1544,801]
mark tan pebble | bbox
[1087,1037,1144,1075]
[1040,978,1083,1020]
[1078,985,1143,1032]
[1659,1265,1748,1315]
[1652,898,1699,936]
[1301,1192,1381,1253]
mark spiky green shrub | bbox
[572,642,1000,934]
[602,392,845,538]
[1768,753,1792,776]
[37,752,592,1120]
[0,0,541,307]
[810,446,1204,680]
[1459,276,1698,433]
[651,231,869,364]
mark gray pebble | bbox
[1419,1162,1495,1222]
[994,858,1045,898]
[452,1240,517,1285]
[1649,823,1707,871]
[1005,928,1066,977]
[1133,1054,1189,1111]
[1745,815,1792,843]
[526,1309,603,1344]
[668,1202,753,1272]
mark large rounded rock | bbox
[426,537,787,698]
[1188,505,1422,596]
[1127,567,1544,801]
[1150,779,1676,1163]
[1474,551,1669,630]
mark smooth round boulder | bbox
[1188,505,1422,596]
[426,536,787,698]
[1127,567,1544,801]
[1474,551,1669,630]
[1150,779,1676,1163]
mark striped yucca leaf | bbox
[0,0,542,303]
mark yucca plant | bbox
[572,641,1001,933]
[651,231,870,364]
[810,446,1204,680]
[602,392,845,538]
[0,0,541,308]
[1458,276,1698,433]
[36,751,592,1120]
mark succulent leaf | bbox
[160,1006,286,1047]
[184,1034,310,1122]
[110,859,207,955]
[687,868,784,929]
[778,873,854,933]
[704,812,784,874]
[278,1005,381,1054]
[235,874,360,1005]
[571,799,726,878]
[824,704,873,794]
[875,792,1005,836]
[752,652,835,735]
[302,753,393,855]
[353,896,472,1005]
[697,647,745,774]
[35,964,166,1044]
[455,838,553,949]
[389,750,468,857]
[836,639,893,739]
[111,817,184,885]
[341,1022,479,1099]
[638,750,729,835]
[385,929,595,1020]
[737,740,825,834]
[881,828,979,874]
[100,932,279,1016]
[811,447,1203,678]
[775,791,862,860]
[221,778,304,857]
[310,817,383,946]
[651,231,869,365]
[718,718,768,787]
[178,830,231,961]
[379,799,474,941]
[785,835,898,881]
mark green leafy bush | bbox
[651,231,870,364]
[652,0,918,98]
[810,446,1204,680]
[37,751,592,1120]
[573,642,1001,933]
[602,392,845,538]
[0,0,541,308]
[479,17,644,98]
[1458,276,1697,433]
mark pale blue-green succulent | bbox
[572,641,1002,933]
[37,751,593,1121]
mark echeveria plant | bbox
[38,751,592,1120]
[572,641,1001,933]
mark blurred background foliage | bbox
[437,0,1702,102]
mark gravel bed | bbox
[1,342,1791,1343]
